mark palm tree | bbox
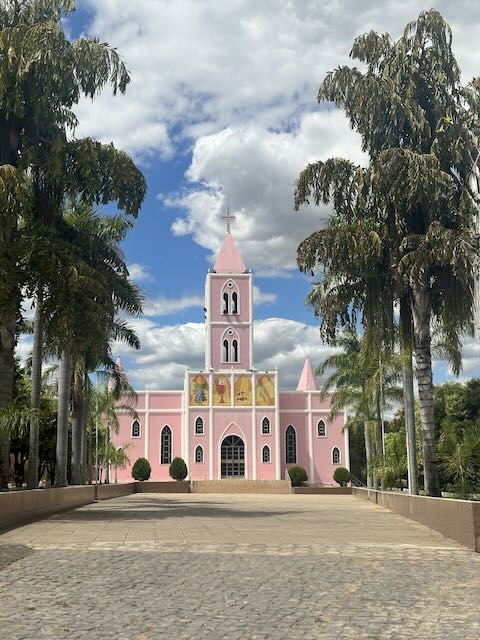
[0,0,147,489]
[295,10,480,496]
[317,329,402,489]
[40,205,142,487]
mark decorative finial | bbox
[222,207,236,234]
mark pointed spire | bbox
[213,233,247,273]
[297,357,319,391]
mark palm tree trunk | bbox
[105,427,110,484]
[0,317,16,490]
[402,354,419,494]
[363,419,373,488]
[27,293,44,489]
[400,299,418,495]
[80,377,89,484]
[55,348,73,487]
[375,393,385,491]
[71,379,85,485]
[411,286,441,497]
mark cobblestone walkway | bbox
[1,494,480,639]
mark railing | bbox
[285,468,292,491]
[350,474,367,488]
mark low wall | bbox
[293,487,352,495]
[191,480,290,494]
[135,481,190,493]
[0,486,95,532]
[353,487,480,551]
[95,483,136,500]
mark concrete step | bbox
[191,480,290,494]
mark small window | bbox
[232,339,238,362]
[285,425,296,464]
[195,446,204,463]
[317,420,326,437]
[161,426,172,464]
[223,339,229,362]
[195,417,204,435]
[332,447,341,465]
[222,292,229,314]
[262,445,271,463]
[262,417,270,435]
[131,420,140,438]
[232,291,238,314]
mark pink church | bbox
[113,231,348,484]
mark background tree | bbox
[295,9,480,496]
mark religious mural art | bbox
[256,374,275,406]
[190,374,208,406]
[234,375,252,406]
[214,374,231,405]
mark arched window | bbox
[161,425,172,464]
[195,417,204,435]
[221,280,239,316]
[262,417,270,435]
[223,339,229,362]
[317,420,326,437]
[332,447,341,465]
[195,445,204,463]
[131,419,140,438]
[262,445,271,463]
[285,425,296,464]
[221,328,239,364]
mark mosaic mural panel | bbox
[234,375,252,406]
[256,374,275,406]
[190,374,208,406]
[213,374,231,405]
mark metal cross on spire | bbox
[222,207,236,234]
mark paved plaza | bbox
[1,493,480,639]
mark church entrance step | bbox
[191,480,290,494]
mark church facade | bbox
[113,232,348,484]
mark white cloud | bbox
[75,1,480,159]
[143,294,204,317]
[15,335,33,365]
[168,110,367,274]
[113,316,337,391]
[253,286,277,305]
[128,263,155,283]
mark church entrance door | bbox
[221,435,245,478]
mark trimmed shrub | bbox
[131,457,151,481]
[169,457,188,481]
[288,465,308,487]
[333,467,352,487]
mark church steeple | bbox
[297,358,319,391]
[213,233,247,274]
[205,226,253,371]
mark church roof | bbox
[213,233,247,273]
[296,357,319,391]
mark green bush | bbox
[131,457,151,481]
[333,467,352,487]
[169,457,188,481]
[288,465,308,486]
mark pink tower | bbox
[205,229,253,370]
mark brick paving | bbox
[1,493,480,639]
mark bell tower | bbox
[205,222,253,371]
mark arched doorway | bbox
[221,435,245,478]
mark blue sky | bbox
[31,0,479,391]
